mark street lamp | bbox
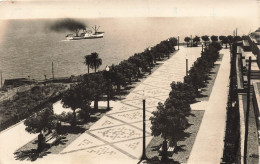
[105,65,110,110]
[178,36,180,50]
[148,47,152,74]
[141,90,147,161]
[167,39,170,59]
[186,54,189,76]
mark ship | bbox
[66,25,104,40]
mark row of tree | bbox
[24,37,178,140]
[60,37,178,126]
[150,42,222,162]
[184,35,242,48]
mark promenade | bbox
[188,49,230,164]
[0,46,202,164]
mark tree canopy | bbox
[211,35,218,42]
[184,37,191,47]
[150,102,189,145]
[24,105,56,134]
[89,52,102,73]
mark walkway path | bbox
[187,49,230,164]
[0,46,202,164]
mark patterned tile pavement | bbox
[0,47,202,164]
[56,47,202,163]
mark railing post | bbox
[244,56,251,164]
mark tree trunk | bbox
[226,44,227,49]
[137,69,141,77]
[117,84,121,92]
[72,109,76,126]
[94,98,98,110]
[88,65,90,74]
[94,66,96,73]
[161,137,169,162]
[37,133,44,153]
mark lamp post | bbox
[148,47,152,74]
[0,71,2,88]
[167,39,170,59]
[244,57,252,164]
[141,90,147,161]
[178,36,179,50]
[191,35,193,47]
[105,65,110,110]
[186,55,189,76]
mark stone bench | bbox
[158,141,175,156]
[159,146,175,153]
[45,131,61,147]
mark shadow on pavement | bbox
[14,148,51,161]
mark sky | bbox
[0,0,259,19]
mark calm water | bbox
[0,17,258,81]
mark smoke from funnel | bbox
[50,18,87,37]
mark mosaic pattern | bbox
[89,116,123,130]
[86,146,117,156]
[89,125,143,143]
[113,136,153,159]
[58,47,203,161]
[61,133,105,154]
[145,106,158,113]
[122,97,160,108]
[106,102,138,115]
[133,83,157,91]
[131,120,153,134]
[125,92,145,100]
[134,88,169,98]
[153,94,169,101]
[109,110,152,124]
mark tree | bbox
[211,35,218,42]
[84,54,92,74]
[110,64,127,91]
[201,35,210,46]
[222,36,229,48]
[150,102,189,147]
[24,105,56,151]
[184,37,191,47]
[118,60,137,83]
[234,36,242,42]
[83,73,106,110]
[169,81,196,104]
[193,36,200,46]
[227,35,234,46]
[219,35,225,45]
[61,85,83,126]
[24,105,56,134]
[209,42,222,52]
[89,52,102,72]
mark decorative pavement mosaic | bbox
[57,47,202,162]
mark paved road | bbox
[187,49,230,164]
[0,46,202,164]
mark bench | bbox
[159,146,175,153]
[158,141,175,156]
[45,131,62,147]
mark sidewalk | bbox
[0,46,202,164]
[187,49,230,164]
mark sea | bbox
[0,17,258,82]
